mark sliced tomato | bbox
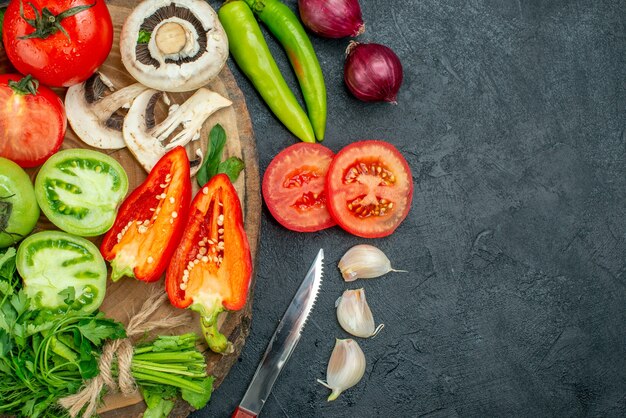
[262,143,335,232]
[0,74,66,167]
[34,149,128,237]
[17,231,107,314]
[166,174,252,353]
[326,140,413,238]
[101,147,191,283]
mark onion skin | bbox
[344,41,403,103]
[298,0,365,38]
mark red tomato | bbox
[0,74,66,167]
[262,143,336,232]
[326,140,413,238]
[2,0,113,87]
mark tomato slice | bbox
[166,174,252,353]
[0,157,39,248]
[35,149,129,237]
[262,143,335,232]
[0,74,66,167]
[101,147,191,283]
[17,231,107,313]
[326,140,413,238]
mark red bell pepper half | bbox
[166,173,252,354]
[101,146,191,282]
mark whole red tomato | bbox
[2,0,113,87]
[0,74,66,167]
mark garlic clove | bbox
[338,244,406,281]
[336,289,384,338]
[317,339,366,401]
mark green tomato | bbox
[0,157,39,248]
[35,149,129,237]
[17,230,107,313]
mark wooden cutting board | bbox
[0,0,261,416]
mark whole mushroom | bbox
[120,0,229,92]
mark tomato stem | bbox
[18,0,95,40]
[8,74,38,95]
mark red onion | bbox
[298,0,365,38]
[344,41,403,104]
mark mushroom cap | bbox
[120,0,228,93]
[65,73,148,149]
[123,87,232,175]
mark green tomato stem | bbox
[8,75,39,96]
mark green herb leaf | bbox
[138,29,151,44]
[217,157,245,183]
[76,318,125,346]
[10,290,29,318]
[181,375,214,409]
[0,248,17,294]
[0,329,11,356]
[143,388,175,418]
[78,336,99,379]
[196,124,227,187]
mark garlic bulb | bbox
[317,339,366,401]
[338,244,406,281]
[336,289,384,338]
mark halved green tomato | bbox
[0,157,39,248]
[35,149,128,237]
[16,231,107,313]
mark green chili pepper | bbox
[243,0,327,142]
[219,1,316,143]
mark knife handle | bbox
[232,407,257,418]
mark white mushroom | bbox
[120,0,228,92]
[123,87,232,175]
[65,73,149,149]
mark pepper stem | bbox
[8,75,38,95]
[200,316,233,354]
[19,0,96,40]
[192,302,233,355]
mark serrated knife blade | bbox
[232,249,324,418]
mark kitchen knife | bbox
[232,248,324,418]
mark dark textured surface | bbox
[197,0,626,416]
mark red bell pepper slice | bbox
[166,173,252,354]
[101,147,191,283]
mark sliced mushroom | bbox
[65,72,149,149]
[120,0,228,92]
[123,87,232,175]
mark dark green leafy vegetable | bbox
[0,248,214,418]
[196,124,245,186]
[0,247,126,418]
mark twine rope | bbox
[58,291,189,418]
